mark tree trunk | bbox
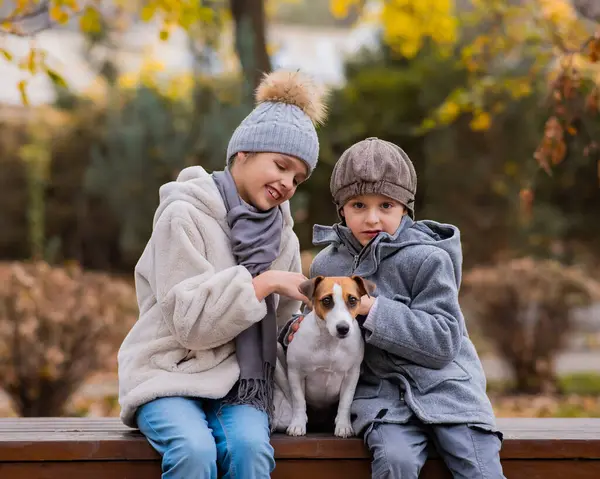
[511,357,558,394]
[229,0,272,93]
[12,378,74,417]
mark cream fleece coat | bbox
[117,166,302,427]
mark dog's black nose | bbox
[336,323,350,336]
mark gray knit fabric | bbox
[226,101,320,173]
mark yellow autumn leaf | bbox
[197,6,215,24]
[27,48,36,74]
[141,3,158,22]
[418,117,438,133]
[178,5,196,30]
[266,41,279,58]
[45,68,67,89]
[507,79,532,99]
[159,28,170,41]
[470,111,492,131]
[117,72,139,90]
[438,100,461,123]
[80,6,102,33]
[18,80,29,106]
[49,5,70,24]
[160,0,178,14]
[16,0,29,10]
[0,48,13,61]
[380,0,457,58]
[539,0,576,24]
[63,0,80,11]
[330,0,351,19]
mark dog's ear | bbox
[352,275,376,297]
[299,276,324,300]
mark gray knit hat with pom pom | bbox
[226,70,327,173]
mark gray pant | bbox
[365,418,506,478]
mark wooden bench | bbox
[0,417,599,478]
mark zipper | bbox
[351,236,378,274]
[352,254,360,272]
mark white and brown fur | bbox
[273,276,376,437]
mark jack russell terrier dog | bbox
[273,275,376,438]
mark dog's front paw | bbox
[286,419,307,436]
[334,422,354,438]
[334,413,354,438]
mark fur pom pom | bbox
[255,70,327,125]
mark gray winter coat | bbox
[297,215,499,437]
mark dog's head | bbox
[299,276,376,339]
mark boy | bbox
[282,137,505,478]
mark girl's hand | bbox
[273,271,310,303]
[252,270,309,303]
[358,295,375,316]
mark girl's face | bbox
[341,194,406,246]
[231,152,308,211]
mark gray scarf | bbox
[212,168,282,422]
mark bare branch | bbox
[0,1,53,37]
[0,22,54,37]
[0,1,49,25]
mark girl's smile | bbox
[231,152,308,211]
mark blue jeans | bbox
[136,397,275,479]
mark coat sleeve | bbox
[361,249,464,369]
[151,205,267,351]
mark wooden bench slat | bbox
[2,417,600,436]
[2,418,600,479]
[1,418,600,462]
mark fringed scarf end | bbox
[222,362,276,430]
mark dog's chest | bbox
[305,348,354,406]
[288,320,363,408]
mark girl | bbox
[118,70,327,479]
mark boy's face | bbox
[341,194,406,246]
[232,152,308,211]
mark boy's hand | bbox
[286,315,304,343]
[358,295,375,316]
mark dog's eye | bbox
[321,296,333,307]
[348,296,357,306]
